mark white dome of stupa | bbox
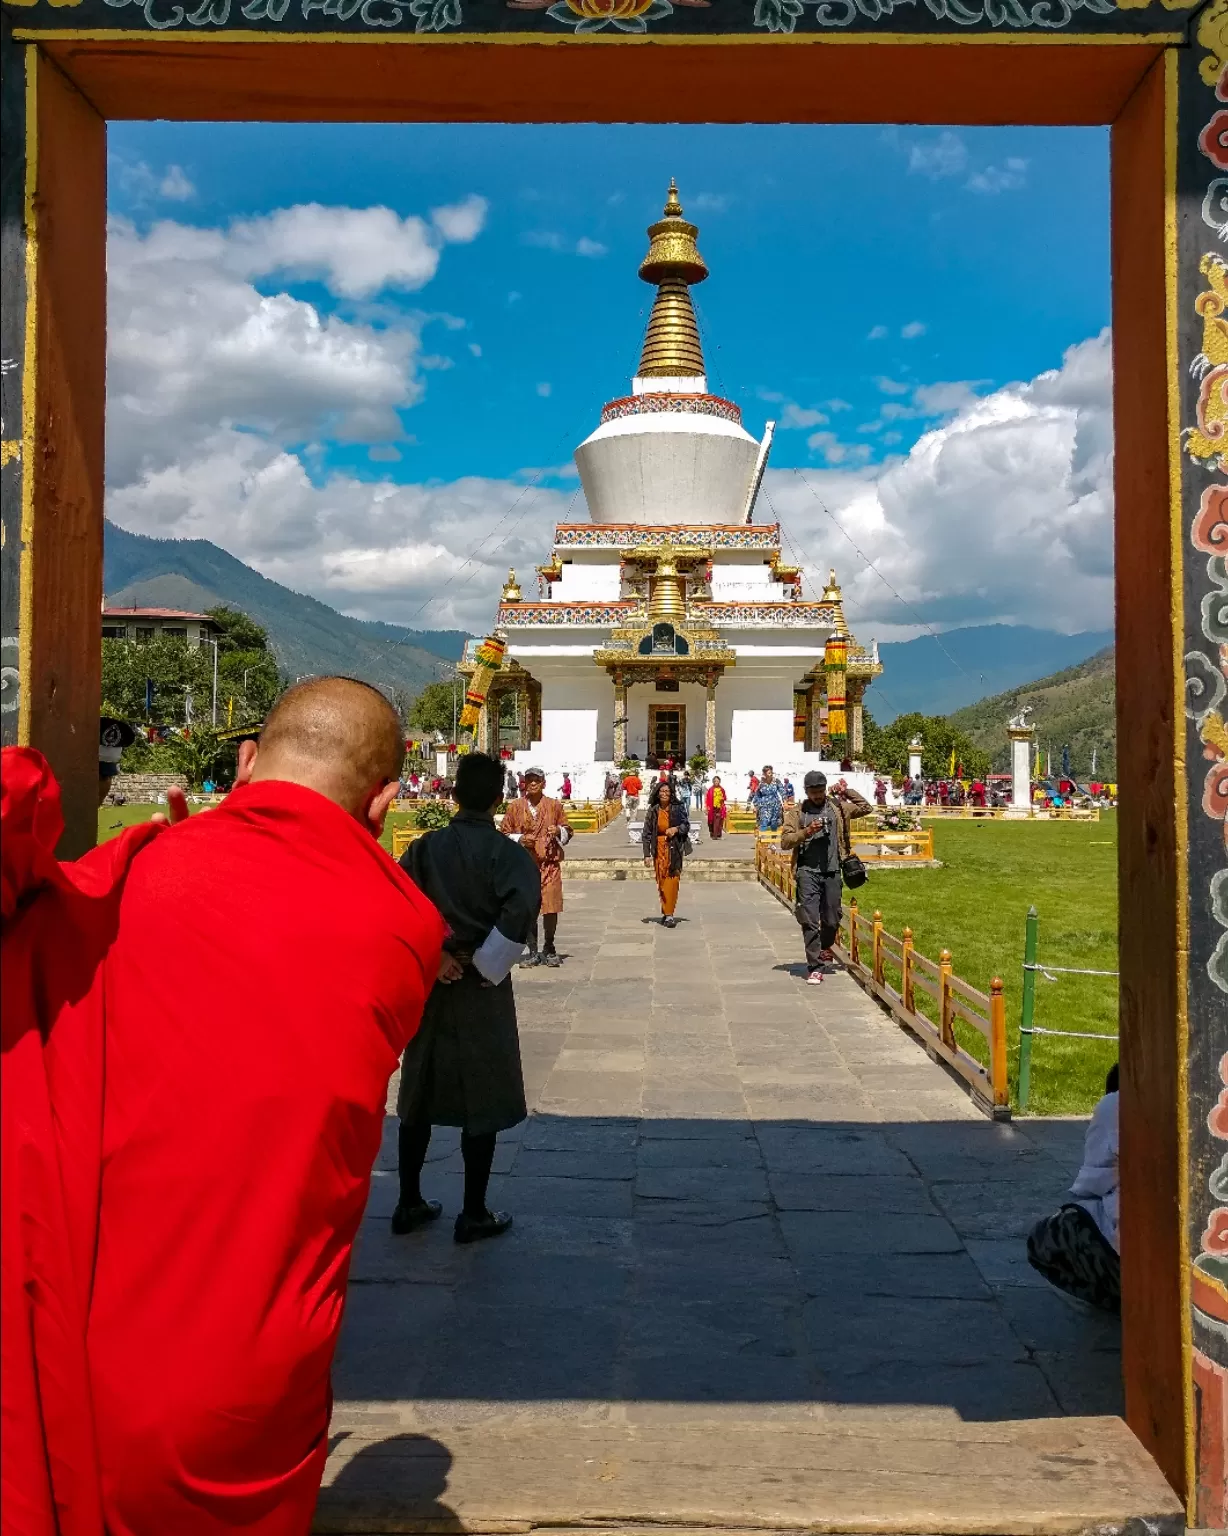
[574,182,770,527]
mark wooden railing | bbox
[392,799,618,859]
[849,827,936,863]
[755,842,1009,1118]
[564,798,622,833]
[917,804,1100,821]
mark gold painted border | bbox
[12,25,1187,42]
[17,49,38,748]
[1161,44,1195,1520]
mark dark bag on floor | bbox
[840,853,868,889]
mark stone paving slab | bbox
[322,883,1176,1534]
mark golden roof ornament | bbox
[636,179,708,379]
[821,568,850,635]
[501,568,523,603]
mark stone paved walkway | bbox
[318,882,1178,1534]
[571,811,756,860]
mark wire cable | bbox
[790,466,984,691]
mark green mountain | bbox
[875,624,1113,719]
[946,646,1116,779]
[104,522,470,701]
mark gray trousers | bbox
[796,866,842,968]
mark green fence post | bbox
[1018,904,1039,1112]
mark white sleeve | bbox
[472,925,527,986]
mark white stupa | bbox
[462,182,882,800]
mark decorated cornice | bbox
[600,393,742,425]
[552,523,780,552]
[848,644,884,679]
[498,600,638,627]
[9,0,1196,43]
[700,602,840,627]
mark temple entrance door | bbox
[648,705,685,768]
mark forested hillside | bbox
[105,522,469,697]
[946,647,1116,778]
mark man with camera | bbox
[780,771,873,985]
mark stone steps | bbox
[563,859,756,882]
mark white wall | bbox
[708,563,785,601]
[551,561,622,601]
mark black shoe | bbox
[542,949,562,968]
[663,915,677,929]
[519,950,541,968]
[390,1199,443,1235]
[454,1209,513,1245]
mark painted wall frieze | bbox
[4,0,1204,35]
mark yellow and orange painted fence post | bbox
[939,948,955,1051]
[872,910,884,986]
[989,976,1008,1110]
[901,926,915,1012]
[848,898,860,967]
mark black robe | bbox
[398,809,541,1135]
[640,795,692,878]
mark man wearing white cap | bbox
[500,766,572,967]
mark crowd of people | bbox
[2,692,1121,1535]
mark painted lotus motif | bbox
[508,0,708,28]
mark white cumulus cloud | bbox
[104,206,1114,640]
[761,330,1114,640]
[430,194,488,244]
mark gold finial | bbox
[821,568,850,635]
[501,568,522,603]
[636,181,708,378]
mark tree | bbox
[208,606,269,655]
[207,606,281,726]
[407,678,464,739]
[101,604,285,784]
[861,710,991,779]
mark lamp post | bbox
[208,638,219,726]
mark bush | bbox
[411,800,453,830]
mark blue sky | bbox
[104,122,1114,638]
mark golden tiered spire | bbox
[821,568,850,636]
[637,180,708,379]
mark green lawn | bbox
[100,802,417,856]
[98,803,167,840]
[854,815,1119,1116]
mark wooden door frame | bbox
[1,7,1225,1518]
[648,702,685,767]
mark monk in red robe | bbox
[2,678,446,1536]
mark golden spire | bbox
[637,180,708,379]
[821,568,850,636]
[501,568,522,603]
[648,555,687,622]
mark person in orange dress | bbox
[641,777,690,928]
[501,767,572,967]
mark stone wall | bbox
[105,772,189,803]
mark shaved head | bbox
[252,677,404,815]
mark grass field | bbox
[854,815,1119,1116]
[100,802,417,856]
[100,804,1117,1115]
